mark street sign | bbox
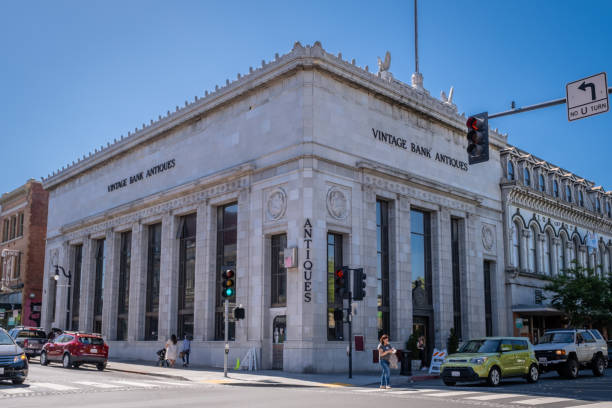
[566,72,608,121]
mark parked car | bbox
[440,337,539,386]
[608,340,611,361]
[40,331,108,371]
[8,326,47,359]
[0,328,28,384]
[534,329,608,378]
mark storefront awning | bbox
[512,304,562,316]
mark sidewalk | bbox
[105,359,440,388]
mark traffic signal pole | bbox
[488,87,612,119]
[224,298,229,377]
[347,291,353,379]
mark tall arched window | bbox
[539,174,546,192]
[528,225,538,273]
[544,230,553,275]
[566,185,572,203]
[507,161,515,180]
[558,232,568,274]
[596,245,604,276]
[578,191,584,207]
[606,247,611,276]
[524,168,531,187]
[595,199,601,213]
[512,221,522,269]
[607,201,611,218]
[572,235,581,267]
[553,180,559,198]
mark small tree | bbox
[544,263,612,329]
[447,328,460,355]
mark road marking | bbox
[31,382,78,391]
[201,379,231,384]
[75,381,121,389]
[515,397,573,405]
[355,389,384,392]
[422,391,479,397]
[0,387,33,395]
[147,380,192,387]
[568,403,612,408]
[389,390,430,395]
[111,380,158,388]
[466,393,529,401]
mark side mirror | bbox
[501,344,512,352]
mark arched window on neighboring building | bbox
[529,225,538,273]
[566,185,572,203]
[578,190,584,207]
[606,247,611,276]
[544,230,553,275]
[507,161,515,180]
[512,220,522,269]
[539,174,546,192]
[596,244,604,276]
[558,232,568,274]
[553,180,559,198]
[572,235,581,267]
[524,168,531,187]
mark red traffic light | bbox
[335,269,344,278]
[466,116,483,131]
[223,269,235,279]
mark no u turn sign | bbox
[566,72,609,121]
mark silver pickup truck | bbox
[533,329,608,379]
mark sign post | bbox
[566,72,609,121]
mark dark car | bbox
[0,328,28,384]
[40,331,108,371]
[8,326,47,359]
[608,340,611,361]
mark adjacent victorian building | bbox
[0,179,49,328]
[40,42,508,372]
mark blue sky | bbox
[1,0,611,195]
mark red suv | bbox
[40,332,108,371]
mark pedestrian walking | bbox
[377,334,396,389]
[417,335,427,370]
[182,335,191,367]
[165,334,179,368]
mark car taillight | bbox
[23,339,29,347]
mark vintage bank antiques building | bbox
[41,42,510,372]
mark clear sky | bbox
[1,0,611,195]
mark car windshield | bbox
[539,332,573,344]
[18,330,47,339]
[458,339,500,353]
[0,331,14,345]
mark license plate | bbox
[0,367,4,375]
[91,348,97,353]
[538,357,547,363]
[452,371,460,377]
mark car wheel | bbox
[564,358,579,379]
[592,356,605,377]
[527,364,539,383]
[97,362,106,371]
[12,379,25,385]
[62,353,72,369]
[487,366,501,386]
[40,351,49,366]
[443,379,456,386]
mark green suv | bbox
[440,337,539,386]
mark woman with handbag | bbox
[377,334,396,389]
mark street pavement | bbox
[0,359,610,408]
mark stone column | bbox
[520,229,529,273]
[537,233,546,275]
[158,213,178,340]
[433,208,453,349]
[101,230,119,340]
[193,202,209,341]
[236,188,251,343]
[564,240,572,271]
[56,241,71,329]
[551,238,560,276]
[465,213,485,339]
[395,196,412,342]
[128,222,146,342]
[79,237,94,333]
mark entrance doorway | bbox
[272,315,286,370]
[413,315,432,368]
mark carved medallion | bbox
[482,224,495,251]
[266,188,287,221]
[326,187,349,220]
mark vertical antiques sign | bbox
[303,219,313,302]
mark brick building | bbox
[0,179,49,328]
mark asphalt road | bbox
[1,360,610,408]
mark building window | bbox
[507,161,514,180]
[270,234,287,307]
[178,214,196,340]
[566,185,572,203]
[572,236,581,266]
[15,252,21,279]
[451,218,462,339]
[327,233,344,341]
[145,223,162,341]
[71,245,82,331]
[411,209,432,301]
[553,180,559,198]
[483,261,493,336]
[558,233,568,273]
[17,213,24,237]
[595,199,601,213]
[539,175,546,192]
[578,191,584,207]
[512,221,522,269]
[2,219,8,242]
[215,203,238,341]
[528,226,537,273]
[92,239,105,334]
[377,200,390,340]
[524,168,530,187]
[606,247,611,275]
[607,201,611,218]
[10,216,17,240]
[544,230,553,275]
[117,231,132,341]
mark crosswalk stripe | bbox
[567,403,612,408]
[0,388,33,395]
[515,397,573,405]
[111,380,158,388]
[422,391,479,397]
[389,390,428,395]
[355,389,383,392]
[31,382,78,391]
[75,381,121,389]
[466,393,529,401]
[147,380,192,387]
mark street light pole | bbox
[54,265,72,330]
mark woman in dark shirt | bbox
[377,334,395,389]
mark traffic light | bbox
[352,268,367,301]
[221,267,235,298]
[333,309,344,322]
[334,266,349,299]
[234,306,245,320]
[466,112,489,165]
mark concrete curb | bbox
[105,366,190,382]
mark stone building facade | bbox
[500,146,612,341]
[40,42,509,372]
[0,179,49,328]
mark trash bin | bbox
[398,350,412,376]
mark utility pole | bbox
[347,290,353,379]
[224,298,229,377]
[414,0,419,74]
